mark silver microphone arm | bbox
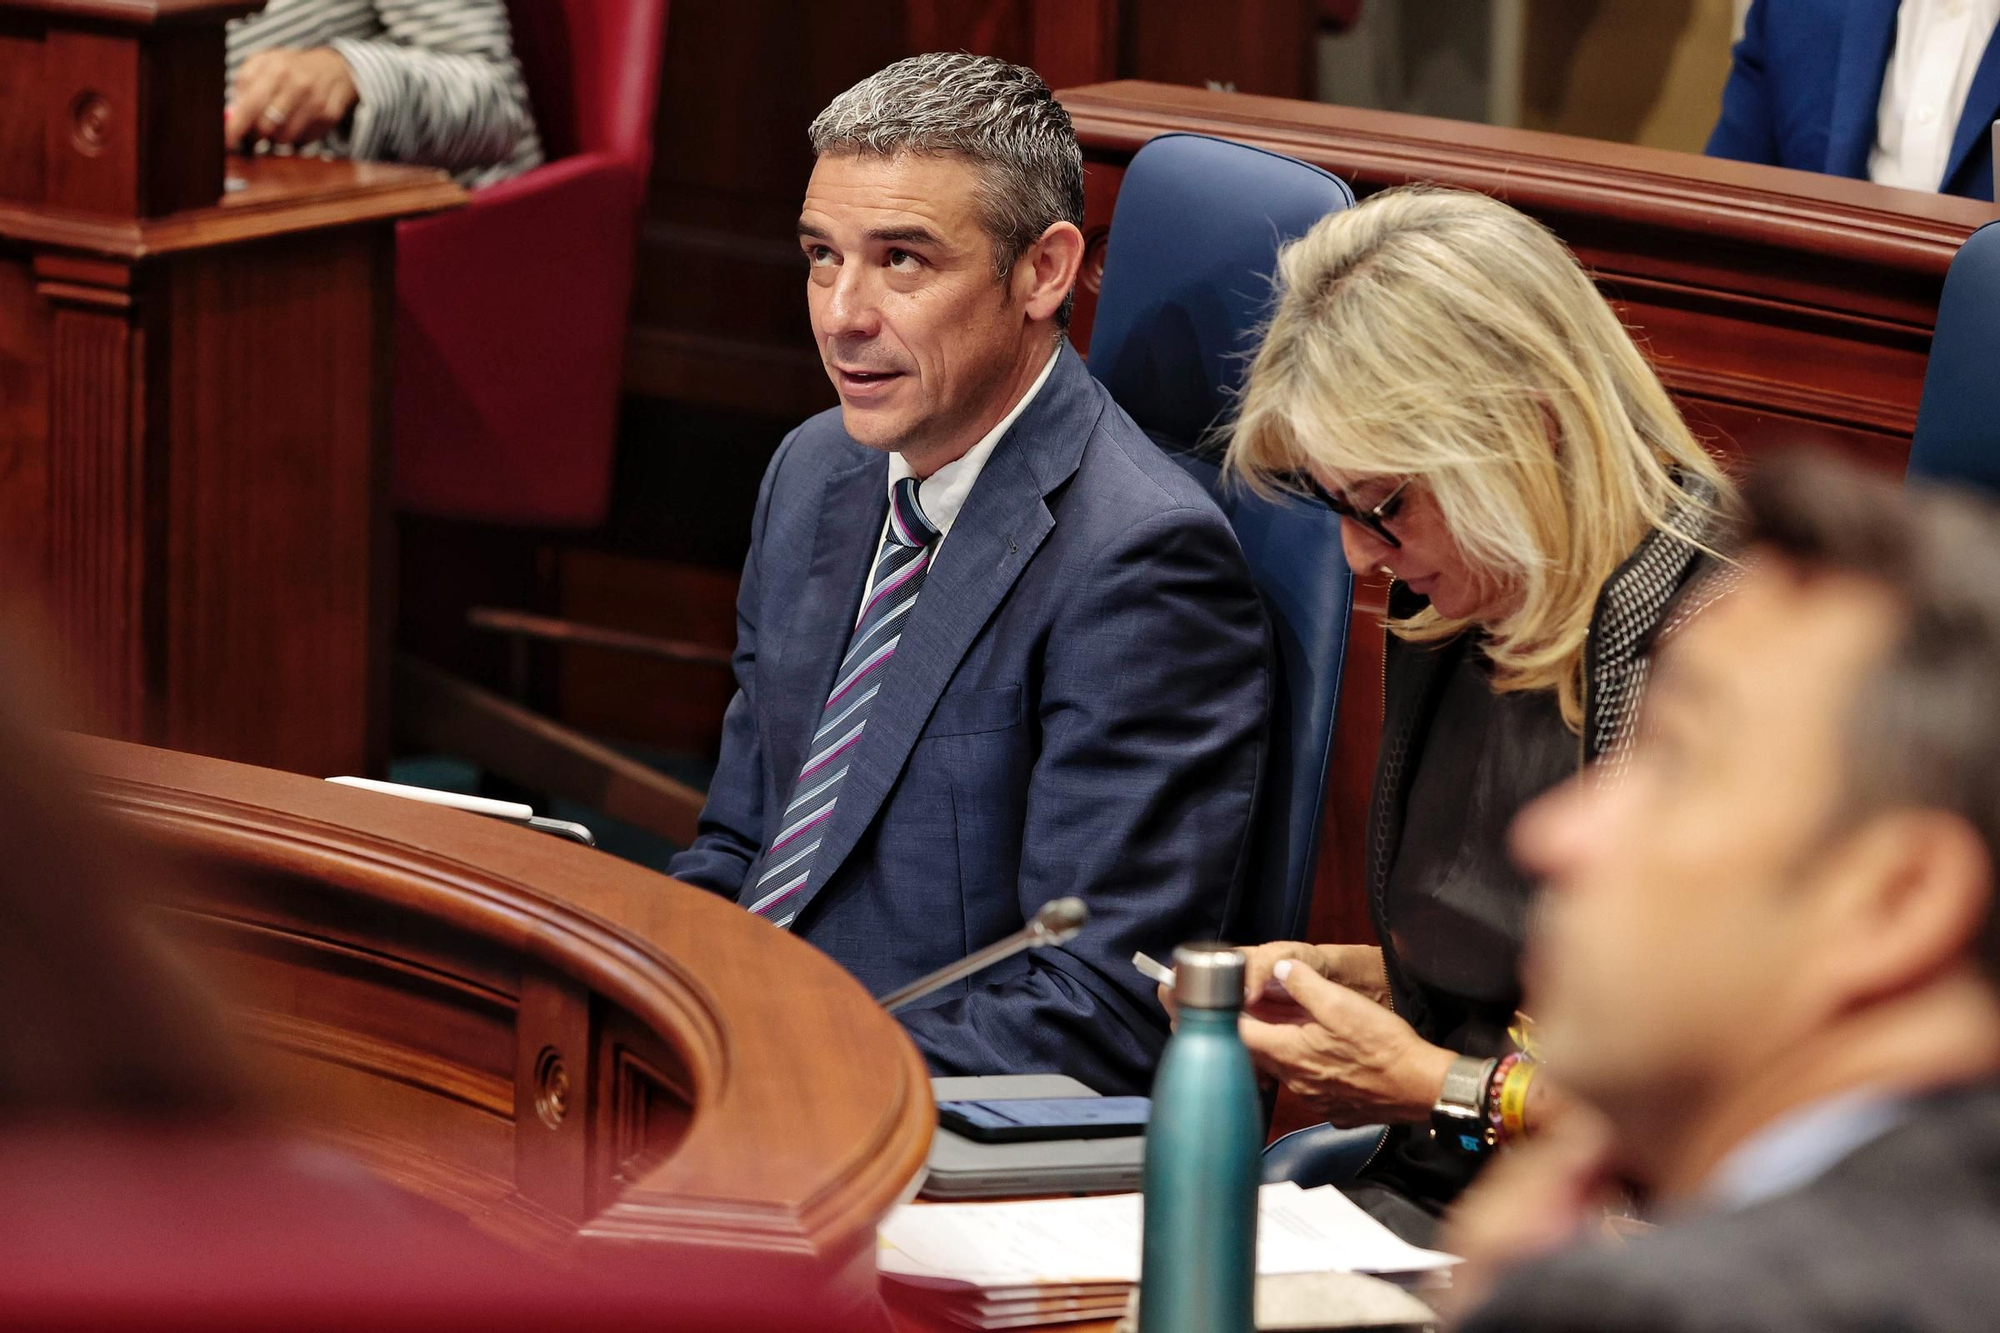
[877,897,1089,1013]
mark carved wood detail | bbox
[73,735,934,1290]
[39,260,147,737]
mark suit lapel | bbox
[784,345,1099,926]
[1946,23,2000,190]
[762,452,887,811]
[1826,0,1902,177]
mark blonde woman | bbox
[1208,186,1737,1242]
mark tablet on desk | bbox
[938,1096,1150,1143]
[923,1075,1147,1200]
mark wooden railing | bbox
[69,735,933,1299]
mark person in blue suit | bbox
[1709,0,2000,200]
[667,54,1271,1096]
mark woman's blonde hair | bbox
[1226,185,1736,731]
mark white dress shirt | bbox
[1869,0,2000,192]
[1702,1087,1908,1212]
[855,345,1061,614]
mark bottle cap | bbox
[1172,942,1246,1011]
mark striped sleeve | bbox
[329,0,543,185]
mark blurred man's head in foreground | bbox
[1515,452,2000,1190]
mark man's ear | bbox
[1015,221,1085,323]
[1811,809,1994,1011]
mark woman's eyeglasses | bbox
[1295,475,1410,549]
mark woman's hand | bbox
[226,48,360,151]
[1242,941,1393,1018]
[1237,959,1455,1127]
[1156,941,1393,1027]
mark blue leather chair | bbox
[1087,134,1385,1182]
[1909,220,2000,495]
[1089,131,1354,947]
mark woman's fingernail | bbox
[1274,960,1293,986]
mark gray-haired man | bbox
[668,54,1270,1093]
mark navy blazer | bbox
[1709,0,2000,200]
[668,345,1271,1095]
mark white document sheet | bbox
[877,1181,1458,1288]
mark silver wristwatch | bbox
[1430,1054,1497,1156]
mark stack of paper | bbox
[878,1181,1456,1329]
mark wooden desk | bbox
[0,1,463,779]
[70,735,934,1305]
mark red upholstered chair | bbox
[391,0,668,526]
[391,1,712,840]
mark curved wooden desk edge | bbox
[65,734,933,1269]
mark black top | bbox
[1383,636,1573,1058]
[1344,486,1730,1241]
[1357,632,1576,1228]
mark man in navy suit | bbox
[1709,0,2000,200]
[667,54,1270,1095]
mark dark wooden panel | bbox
[0,19,47,205]
[0,250,49,584]
[156,228,392,776]
[1116,0,1318,98]
[40,27,141,216]
[40,264,148,737]
[555,550,739,757]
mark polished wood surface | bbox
[1058,78,1998,961]
[68,733,934,1297]
[0,1,260,221]
[0,0,463,780]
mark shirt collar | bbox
[1701,1087,1908,1213]
[886,344,1061,537]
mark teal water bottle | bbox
[1139,943,1261,1333]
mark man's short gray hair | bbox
[809,53,1085,327]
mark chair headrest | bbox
[1088,133,1355,450]
[1911,219,2000,497]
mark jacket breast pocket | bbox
[921,684,1024,738]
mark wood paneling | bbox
[154,227,395,774]
[74,732,933,1291]
[0,249,51,583]
[10,4,239,219]
[0,0,463,778]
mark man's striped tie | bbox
[748,477,941,928]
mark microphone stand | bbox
[877,897,1089,1013]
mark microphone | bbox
[877,897,1089,1013]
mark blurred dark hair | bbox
[1748,451,2000,976]
[0,628,244,1119]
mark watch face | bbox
[1439,1127,1486,1155]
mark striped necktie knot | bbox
[886,476,940,550]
